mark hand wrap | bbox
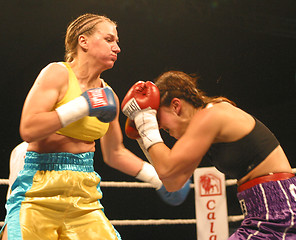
[134,109,163,150]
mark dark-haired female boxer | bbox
[122,70,296,239]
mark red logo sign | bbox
[88,89,108,108]
[199,173,222,197]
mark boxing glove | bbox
[122,81,163,149]
[125,118,140,139]
[156,179,192,206]
[56,86,117,127]
[136,162,191,206]
[121,81,160,120]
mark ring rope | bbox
[94,179,237,188]
[0,179,8,185]
[0,180,237,189]
[0,217,244,227]
[110,219,197,226]
[0,179,237,188]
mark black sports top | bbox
[203,117,280,179]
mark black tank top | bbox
[204,117,279,179]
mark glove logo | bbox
[87,89,108,108]
[122,98,141,119]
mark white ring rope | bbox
[100,179,237,188]
[1,168,295,226]
[110,219,197,226]
[0,179,237,189]
[0,179,8,186]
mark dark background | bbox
[1,0,296,239]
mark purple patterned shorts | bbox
[229,177,296,239]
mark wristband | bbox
[135,162,162,190]
[56,96,89,127]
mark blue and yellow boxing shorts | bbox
[1,151,121,240]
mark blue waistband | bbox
[24,151,95,172]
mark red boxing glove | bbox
[125,118,140,139]
[121,81,160,120]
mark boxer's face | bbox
[158,106,177,138]
[158,99,185,140]
[79,21,121,71]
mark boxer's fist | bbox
[125,118,140,139]
[81,87,117,123]
[156,179,192,206]
[56,87,117,127]
[121,81,160,120]
[122,81,162,149]
[136,162,191,206]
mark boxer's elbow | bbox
[20,125,46,143]
[156,164,177,182]
[161,178,186,192]
[158,169,189,192]
[19,118,36,143]
[20,127,34,143]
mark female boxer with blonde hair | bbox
[1,14,190,240]
[122,70,296,239]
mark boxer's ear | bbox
[171,98,182,115]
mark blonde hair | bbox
[64,13,116,62]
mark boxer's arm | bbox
[101,95,189,205]
[20,63,66,142]
[124,118,191,206]
[101,94,144,176]
[100,107,164,190]
[21,63,117,143]
[121,81,207,192]
[149,109,220,191]
[102,124,190,206]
